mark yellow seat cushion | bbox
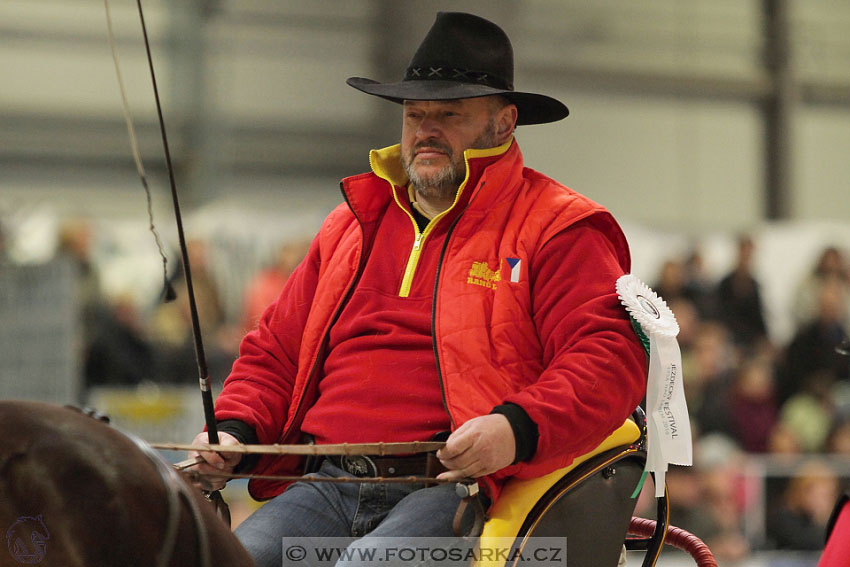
[479,419,641,542]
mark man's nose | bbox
[416,116,443,139]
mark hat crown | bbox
[404,12,514,91]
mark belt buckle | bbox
[339,455,378,477]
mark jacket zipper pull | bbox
[413,232,424,251]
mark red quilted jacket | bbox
[215,140,647,502]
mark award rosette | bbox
[616,274,692,497]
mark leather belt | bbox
[328,454,447,478]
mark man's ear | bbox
[496,104,519,141]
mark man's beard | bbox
[403,119,499,202]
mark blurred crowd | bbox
[3,217,850,561]
[633,236,850,562]
[0,217,311,392]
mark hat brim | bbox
[347,77,568,126]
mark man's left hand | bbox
[436,414,516,481]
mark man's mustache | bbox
[412,140,453,157]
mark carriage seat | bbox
[474,419,644,567]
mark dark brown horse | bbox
[0,400,253,567]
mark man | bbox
[192,12,646,566]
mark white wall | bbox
[516,92,764,233]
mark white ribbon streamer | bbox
[617,274,692,497]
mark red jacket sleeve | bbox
[503,217,648,464]
[213,235,322,444]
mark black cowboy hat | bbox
[346,12,568,126]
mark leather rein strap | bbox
[184,469,451,485]
[151,440,446,456]
[174,440,453,487]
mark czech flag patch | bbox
[506,258,521,283]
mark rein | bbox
[185,470,453,486]
[163,440,451,485]
[151,440,446,456]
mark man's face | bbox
[401,97,508,201]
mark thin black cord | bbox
[103,0,174,302]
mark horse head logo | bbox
[6,515,50,564]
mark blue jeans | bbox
[235,459,477,567]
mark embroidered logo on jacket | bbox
[467,261,501,290]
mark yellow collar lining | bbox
[369,137,514,189]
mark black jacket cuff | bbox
[491,403,539,463]
[216,419,259,473]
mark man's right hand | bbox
[188,431,243,491]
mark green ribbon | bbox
[631,470,650,499]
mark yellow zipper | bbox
[398,228,425,297]
[396,163,471,298]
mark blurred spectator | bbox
[728,357,778,452]
[768,460,841,550]
[767,421,803,456]
[778,277,850,404]
[84,294,159,387]
[241,239,310,331]
[153,238,225,345]
[793,246,850,326]
[161,331,236,388]
[716,235,768,350]
[778,371,836,452]
[683,248,718,318]
[826,417,850,456]
[687,323,737,439]
[653,259,688,304]
[152,238,232,385]
[665,467,716,543]
[668,297,700,352]
[692,434,751,562]
[56,219,106,338]
[653,253,714,316]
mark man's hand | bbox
[188,431,243,491]
[436,414,516,481]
